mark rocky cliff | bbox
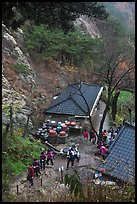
[2,24,84,132]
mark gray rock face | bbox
[74,15,100,38]
[2,24,37,133]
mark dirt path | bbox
[9,135,102,200]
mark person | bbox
[47,149,55,165]
[66,147,75,169]
[110,137,114,146]
[83,129,89,139]
[100,144,108,161]
[38,159,41,174]
[97,140,102,149]
[103,136,107,146]
[108,127,114,138]
[89,129,96,142]
[102,129,107,138]
[33,158,41,177]
[73,145,80,162]
[107,131,111,140]
[107,138,111,148]
[117,124,122,133]
[27,163,34,187]
[40,152,46,170]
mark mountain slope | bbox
[104,2,135,33]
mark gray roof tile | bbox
[98,122,135,184]
[45,82,102,116]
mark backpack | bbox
[68,149,74,158]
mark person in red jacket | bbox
[27,163,34,187]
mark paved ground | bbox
[92,100,110,133]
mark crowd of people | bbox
[83,125,122,162]
[27,148,55,187]
[27,125,122,188]
[27,145,80,188]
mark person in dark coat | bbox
[40,152,46,170]
[66,147,75,169]
[33,158,41,177]
[27,163,34,187]
[73,145,80,162]
[89,129,96,141]
[46,149,55,165]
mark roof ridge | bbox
[45,88,80,111]
[70,97,87,114]
[45,97,69,111]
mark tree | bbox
[111,91,120,121]
[64,170,84,199]
[68,82,99,137]
[90,17,135,139]
[24,25,99,66]
[2,2,108,32]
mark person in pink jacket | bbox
[100,144,108,161]
[83,129,89,139]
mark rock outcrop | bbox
[2,24,36,133]
[74,15,100,38]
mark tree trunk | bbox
[3,123,10,138]
[89,115,98,137]
[9,105,13,137]
[128,108,132,125]
[22,112,33,137]
[98,104,109,141]
[39,44,43,54]
[98,88,112,141]
[111,91,120,121]
[61,51,65,65]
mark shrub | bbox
[11,63,28,73]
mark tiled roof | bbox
[45,82,102,116]
[98,122,135,184]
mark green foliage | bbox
[2,2,108,32]
[103,2,135,40]
[117,91,135,121]
[24,25,99,66]
[2,126,45,194]
[64,170,84,199]
[11,63,28,74]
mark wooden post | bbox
[61,166,64,182]
[41,178,42,186]
[17,185,19,195]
